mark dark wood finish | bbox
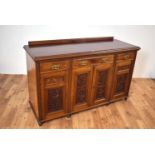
[24,37,140,61]
[40,71,69,120]
[116,51,135,61]
[40,60,69,73]
[28,36,114,47]
[26,53,39,118]
[111,53,137,100]
[92,60,114,105]
[24,36,140,125]
[71,66,93,112]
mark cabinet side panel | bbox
[126,50,138,96]
[26,53,39,118]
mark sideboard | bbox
[23,36,140,125]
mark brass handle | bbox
[124,54,129,59]
[51,64,60,70]
[101,58,108,63]
[80,60,87,66]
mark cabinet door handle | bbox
[51,64,60,70]
[124,54,129,59]
[80,60,87,66]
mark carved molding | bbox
[96,70,107,100]
[45,77,64,85]
[76,73,88,104]
[115,74,127,94]
[47,88,63,112]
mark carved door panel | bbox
[111,60,133,100]
[92,63,113,105]
[71,67,93,112]
[40,71,68,120]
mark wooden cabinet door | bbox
[92,63,113,105]
[40,71,69,120]
[71,67,93,112]
[111,59,133,100]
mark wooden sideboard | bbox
[24,36,140,125]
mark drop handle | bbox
[80,60,87,66]
[124,54,129,59]
[101,58,108,63]
[51,64,60,70]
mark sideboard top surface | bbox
[24,37,140,61]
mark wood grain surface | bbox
[0,74,155,129]
[24,38,140,61]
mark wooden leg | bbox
[37,120,43,126]
[65,114,72,120]
[67,114,71,118]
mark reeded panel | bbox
[47,88,63,113]
[76,73,88,105]
[95,70,108,100]
[115,74,128,94]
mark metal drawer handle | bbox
[80,60,87,66]
[51,64,60,70]
[124,54,129,59]
[101,58,108,63]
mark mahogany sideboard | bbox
[24,36,140,125]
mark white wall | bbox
[0,25,155,78]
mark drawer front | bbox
[96,55,114,64]
[116,60,132,72]
[116,52,135,61]
[44,75,65,87]
[72,55,114,69]
[40,60,69,73]
[72,59,91,69]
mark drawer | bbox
[40,60,69,73]
[116,52,135,61]
[44,76,64,86]
[116,59,132,72]
[41,71,67,87]
[72,59,91,69]
[73,55,114,69]
[96,55,114,64]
